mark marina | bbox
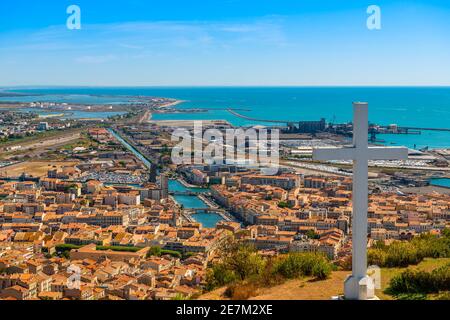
[106,130,226,228]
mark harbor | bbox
[108,128,228,228]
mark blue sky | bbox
[1,0,450,86]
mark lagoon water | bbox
[3,87,450,149]
[16,107,127,120]
[0,93,141,105]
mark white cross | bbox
[313,102,408,300]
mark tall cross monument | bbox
[313,102,408,300]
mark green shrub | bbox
[306,229,320,240]
[221,244,266,281]
[277,201,292,209]
[206,238,336,296]
[272,252,332,280]
[171,293,188,300]
[206,264,238,291]
[384,242,421,267]
[96,245,141,252]
[386,264,450,295]
[147,246,162,257]
[161,249,182,259]
[55,244,81,252]
[205,241,265,290]
[368,229,450,268]
[312,259,333,280]
[412,233,450,259]
[368,248,387,266]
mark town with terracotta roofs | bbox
[0,111,449,301]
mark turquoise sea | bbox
[2,87,450,149]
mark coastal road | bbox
[138,109,152,124]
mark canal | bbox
[108,129,225,228]
[169,180,225,228]
[430,178,450,189]
[108,129,152,169]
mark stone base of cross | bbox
[344,273,376,300]
[313,102,408,300]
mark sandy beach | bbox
[160,100,185,108]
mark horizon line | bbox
[2,85,450,90]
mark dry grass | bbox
[198,258,450,301]
[0,161,79,178]
[250,271,348,300]
[198,271,348,301]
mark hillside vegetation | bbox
[200,230,450,300]
[204,237,334,300]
